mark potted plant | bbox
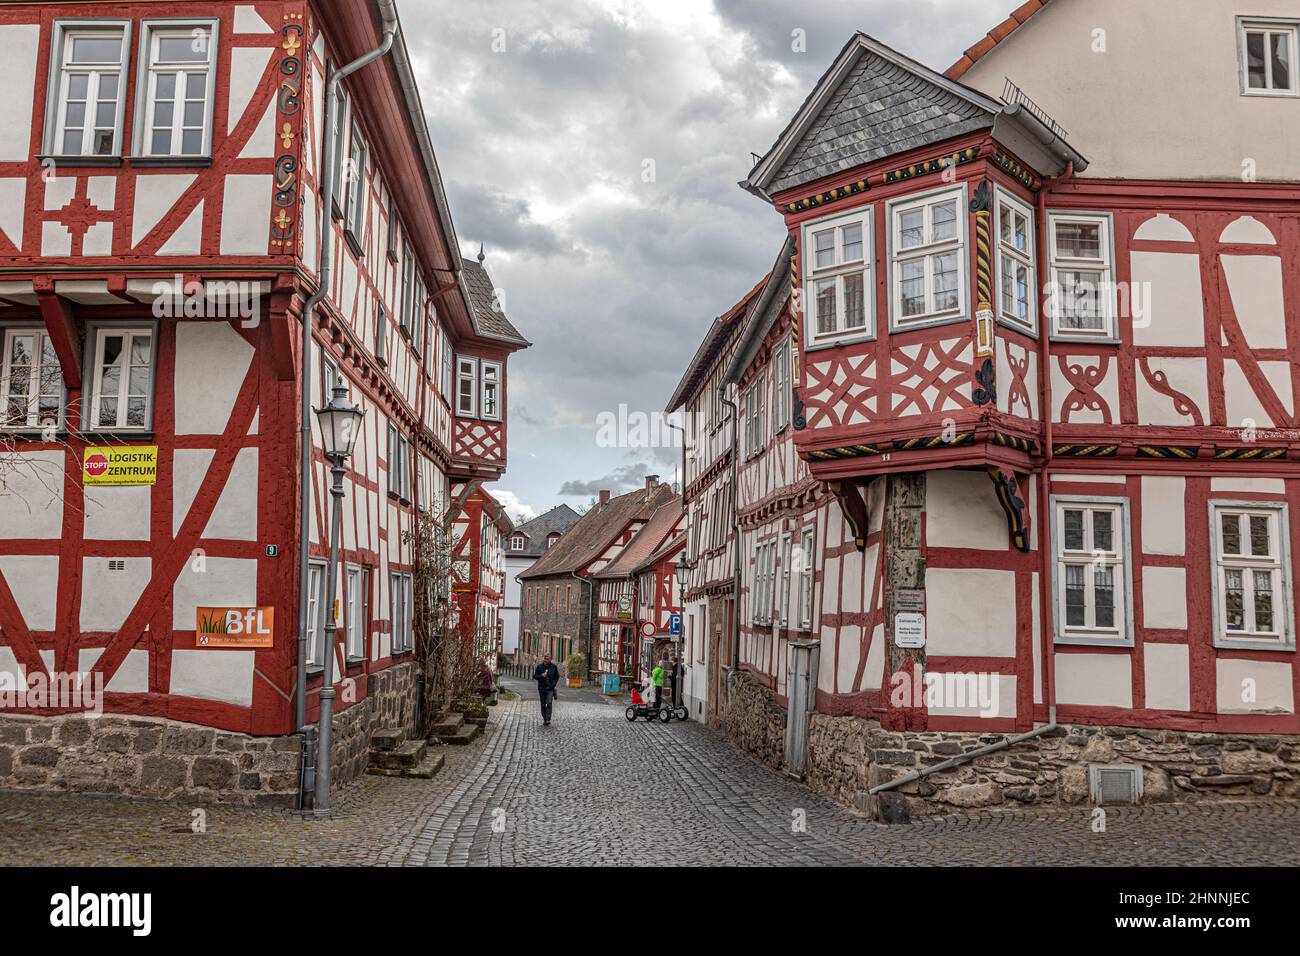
[566,652,586,687]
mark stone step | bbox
[365,752,444,780]
[430,713,464,737]
[368,740,426,771]
[440,723,481,746]
[464,713,488,727]
[370,727,405,751]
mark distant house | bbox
[501,504,581,661]
[518,479,675,675]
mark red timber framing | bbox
[0,1,525,741]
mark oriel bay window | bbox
[88,327,155,431]
[802,209,871,346]
[479,360,502,421]
[889,185,966,330]
[46,22,131,159]
[1052,497,1132,646]
[1211,502,1294,648]
[136,21,218,159]
[1,329,65,431]
[1047,212,1116,340]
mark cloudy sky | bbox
[402,0,1009,523]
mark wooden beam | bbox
[36,289,82,390]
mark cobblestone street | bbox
[1,678,1297,866]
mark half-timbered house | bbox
[449,485,512,669]
[0,0,527,806]
[711,1,1300,815]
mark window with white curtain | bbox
[88,327,154,430]
[1053,497,1131,646]
[1211,502,1293,648]
[889,185,966,330]
[137,21,217,158]
[778,533,792,626]
[480,360,502,421]
[1047,212,1115,339]
[1240,19,1299,95]
[456,356,478,417]
[344,120,368,247]
[306,562,326,669]
[773,342,790,432]
[389,572,413,653]
[797,526,815,630]
[345,566,365,661]
[47,22,130,158]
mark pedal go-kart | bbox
[624,684,671,723]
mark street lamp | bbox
[312,375,365,817]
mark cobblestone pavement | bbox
[1,678,1297,866]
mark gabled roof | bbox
[635,530,687,576]
[519,485,675,580]
[664,275,768,413]
[461,257,530,347]
[507,504,582,559]
[724,238,794,385]
[596,496,683,579]
[479,489,515,534]
[945,0,1056,80]
[741,27,1086,200]
[742,32,1002,198]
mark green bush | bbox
[566,652,586,678]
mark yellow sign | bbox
[196,607,275,649]
[83,446,158,486]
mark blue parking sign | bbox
[668,613,681,636]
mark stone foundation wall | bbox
[0,661,423,806]
[719,670,785,772]
[724,670,1300,817]
[329,661,420,789]
[0,714,301,808]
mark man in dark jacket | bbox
[533,653,560,725]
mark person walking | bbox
[651,658,666,708]
[533,653,560,725]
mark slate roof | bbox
[945,0,1056,80]
[507,504,582,559]
[595,495,683,579]
[461,257,530,346]
[767,44,993,195]
[664,275,768,413]
[518,484,676,580]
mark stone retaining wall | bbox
[0,660,423,806]
[724,670,1300,818]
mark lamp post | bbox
[312,376,365,817]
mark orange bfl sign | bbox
[196,607,275,649]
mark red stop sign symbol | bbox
[85,454,109,478]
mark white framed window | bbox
[751,539,776,626]
[87,326,154,430]
[46,22,130,158]
[456,356,478,418]
[1047,211,1116,340]
[411,274,425,357]
[480,360,502,421]
[399,240,414,336]
[374,304,388,366]
[796,526,815,630]
[344,120,368,247]
[135,20,218,158]
[440,331,454,405]
[995,188,1037,334]
[773,341,790,432]
[1052,497,1132,646]
[389,571,413,654]
[511,534,526,551]
[1211,502,1294,649]
[1,329,65,431]
[778,533,792,627]
[306,561,327,669]
[416,455,428,512]
[889,184,967,330]
[386,421,409,500]
[328,88,349,218]
[802,208,872,346]
[1239,19,1299,96]
[345,565,366,661]
[743,374,766,460]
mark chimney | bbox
[599,490,610,506]
[645,475,659,493]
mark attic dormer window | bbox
[801,209,872,348]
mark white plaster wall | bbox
[80,558,151,632]
[172,557,258,631]
[0,450,64,539]
[219,175,272,256]
[925,568,1017,657]
[961,0,1300,182]
[1143,642,1190,711]
[0,555,58,630]
[83,485,151,541]
[174,322,255,435]
[1142,566,1188,630]
[1055,652,1132,708]
[1216,658,1295,713]
[1141,476,1185,556]
[0,25,38,161]
[927,672,1016,719]
[78,647,150,694]
[169,649,255,708]
[926,470,1009,550]
[1130,253,1203,347]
